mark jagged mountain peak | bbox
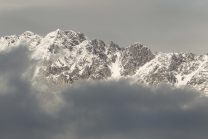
[0,29,208,94]
[22,31,37,36]
[127,42,148,50]
[46,29,77,37]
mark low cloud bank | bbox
[0,46,208,139]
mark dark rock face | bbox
[167,73,177,84]
[91,39,105,47]
[96,65,112,79]
[81,66,91,79]
[169,53,184,71]
[57,74,72,85]
[49,44,60,54]
[77,32,86,42]
[121,43,155,76]
[107,41,120,55]
[146,67,177,87]
[112,55,117,63]
[188,78,206,86]
[143,52,199,87]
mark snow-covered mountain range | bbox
[1,29,208,93]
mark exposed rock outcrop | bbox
[1,29,208,93]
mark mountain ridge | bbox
[0,29,207,94]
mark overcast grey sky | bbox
[0,0,208,54]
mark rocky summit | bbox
[0,29,208,93]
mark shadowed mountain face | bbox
[0,29,208,93]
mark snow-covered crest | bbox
[0,29,208,94]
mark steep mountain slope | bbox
[0,29,207,93]
[134,52,208,92]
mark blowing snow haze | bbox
[0,29,208,139]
